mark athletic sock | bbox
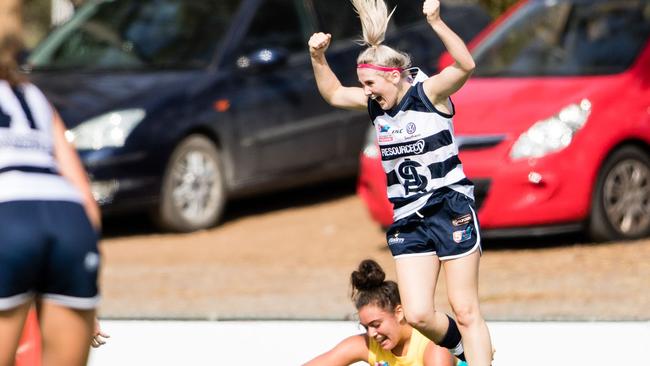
[438,314,465,361]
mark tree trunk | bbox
[0,0,22,40]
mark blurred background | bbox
[6,0,650,365]
[5,0,650,333]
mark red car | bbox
[357,0,650,240]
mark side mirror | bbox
[235,47,289,72]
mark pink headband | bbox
[357,63,404,73]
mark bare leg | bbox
[394,255,450,343]
[444,251,493,366]
[39,301,95,366]
[0,301,31,366]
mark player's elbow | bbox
[457,59,476,74]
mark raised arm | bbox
[309,32,367,111]
[421,0,476,104]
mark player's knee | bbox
[451,303,481,328]
[403,307,437,330]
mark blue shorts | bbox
[0,200,100,311]
[386,189,481,260]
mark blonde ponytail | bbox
[351,0,411,70]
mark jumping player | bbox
[308,1,493,365]
[0,33,102,366]
[303,259,460,366]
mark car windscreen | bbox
[28,0,238,71]
[472,0,650,77]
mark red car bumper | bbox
[356,142,595,236]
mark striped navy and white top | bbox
[0,80,82,203]
[369,81,474,221]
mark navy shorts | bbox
[386,190,481,260]
[0,200,100,311]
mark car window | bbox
[473,0,650,77]
[237,0,308,55]
[387,0,423,27]
[312,0,359,41]
[312,0,425,42]
[29,0,239,70]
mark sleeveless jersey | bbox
[368,328,430,366]
[369,82,474,221]
[0,80,82,203]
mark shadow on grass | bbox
[482,232,591,251]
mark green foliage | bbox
[23,0,51,47]
[478,0,520,18]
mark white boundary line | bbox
[88,320,650,365]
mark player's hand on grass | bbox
[91,318,110,348]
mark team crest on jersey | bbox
[378,123,391,133]
[453,226,473,243]
[397,159,428,194]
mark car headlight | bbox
[362,126,380,158]
[65,109,146,150]
[510,99,591,160]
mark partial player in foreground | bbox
[0,33,104,366]
[308,0,493,364]
[304,259,462,366]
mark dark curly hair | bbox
[350,259,401,312]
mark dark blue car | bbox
[25,0,490,232]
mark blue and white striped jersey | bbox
[0,80,82,203]
[369,81,474,221]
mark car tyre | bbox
[588,146,650,241]
[155,134,226,232]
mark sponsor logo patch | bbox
[388,232,405,245]
[406,122,416,134]
[452,213,472,227]
[380,139,426,158]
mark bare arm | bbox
[52,111,101,231]
[421,0,476,104]
[309,32,367,111]
[302,334,368,366]
[423,342,455,366]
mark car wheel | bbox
[155,134,225,232]
[589,146,650,241]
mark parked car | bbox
[357,0,650,241]
[23,0,490,232]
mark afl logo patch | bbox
[452,213,472,227]
[84,252,100,272]
[406,122,416,134]
[453,226,473,243]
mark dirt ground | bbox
[98,180,650,321]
